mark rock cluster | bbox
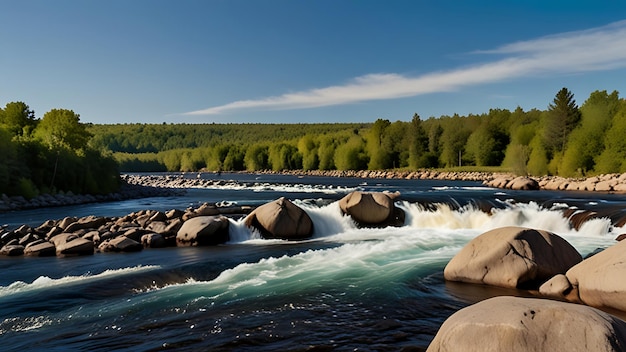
[0,202,253,257]
[431,225,626,351]
[484,173,626,192]
[1,191,403,257]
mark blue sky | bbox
[1,1,626,124]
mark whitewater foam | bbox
[0,265,160,298]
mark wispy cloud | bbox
[183,20,626,116]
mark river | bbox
[0,173,623,351]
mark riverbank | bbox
[0,181,185,212]
[4,169,626,213]
[129,169,626,193]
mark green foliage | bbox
[439,115,471,168]
[559,90,620,176]
[114,152,167,172]
[0,102,36,136]
[298,135,319,171]
[334,135,367,170]
[526,136,549,176]
[595,100,626,173]
[408,114,429,169]
[244,144,269,171]
[366,119,392,170]
[35,109,91,150]
[317,135,336,170]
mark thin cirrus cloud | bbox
[183,20,626,116]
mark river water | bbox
[0,173,624,351]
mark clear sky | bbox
[2,0,626,124]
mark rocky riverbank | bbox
[4,169,626,213]
[125,170,626,193]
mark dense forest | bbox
[0,103,119,198]
[87,88,626,178]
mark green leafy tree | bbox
[0,101,36,136]
[595,100,626,173]
[543,88,581,155]
[366,119,392,170]
[244,144,269,171]
[268,143,302,171]
[298,135,319,171]
[381,120,410,168]
[35,109,91,150]
[334,135,367,170]
[439,115,470,168]
[317,135,336,170]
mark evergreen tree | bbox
[408,114,429,169]
[543,87,581,154]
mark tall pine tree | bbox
[543,87,581,154]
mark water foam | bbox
[0,265,160,298]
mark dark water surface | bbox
[0,173,624,351]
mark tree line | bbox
[0,102,119,198]
[89,88,626,178]
[4,87,624,199]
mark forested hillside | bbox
[88,88,626,178]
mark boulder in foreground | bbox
[444,226,582,289]
[566,239,626,312]
[244,197,313,240]
[427,296,626,352]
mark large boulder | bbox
[244,197,313,240]
[444,226,582,289]
[566,239,626,311]
[338,191,403,226]
[176,215,230,246]
[427,296,626,352]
